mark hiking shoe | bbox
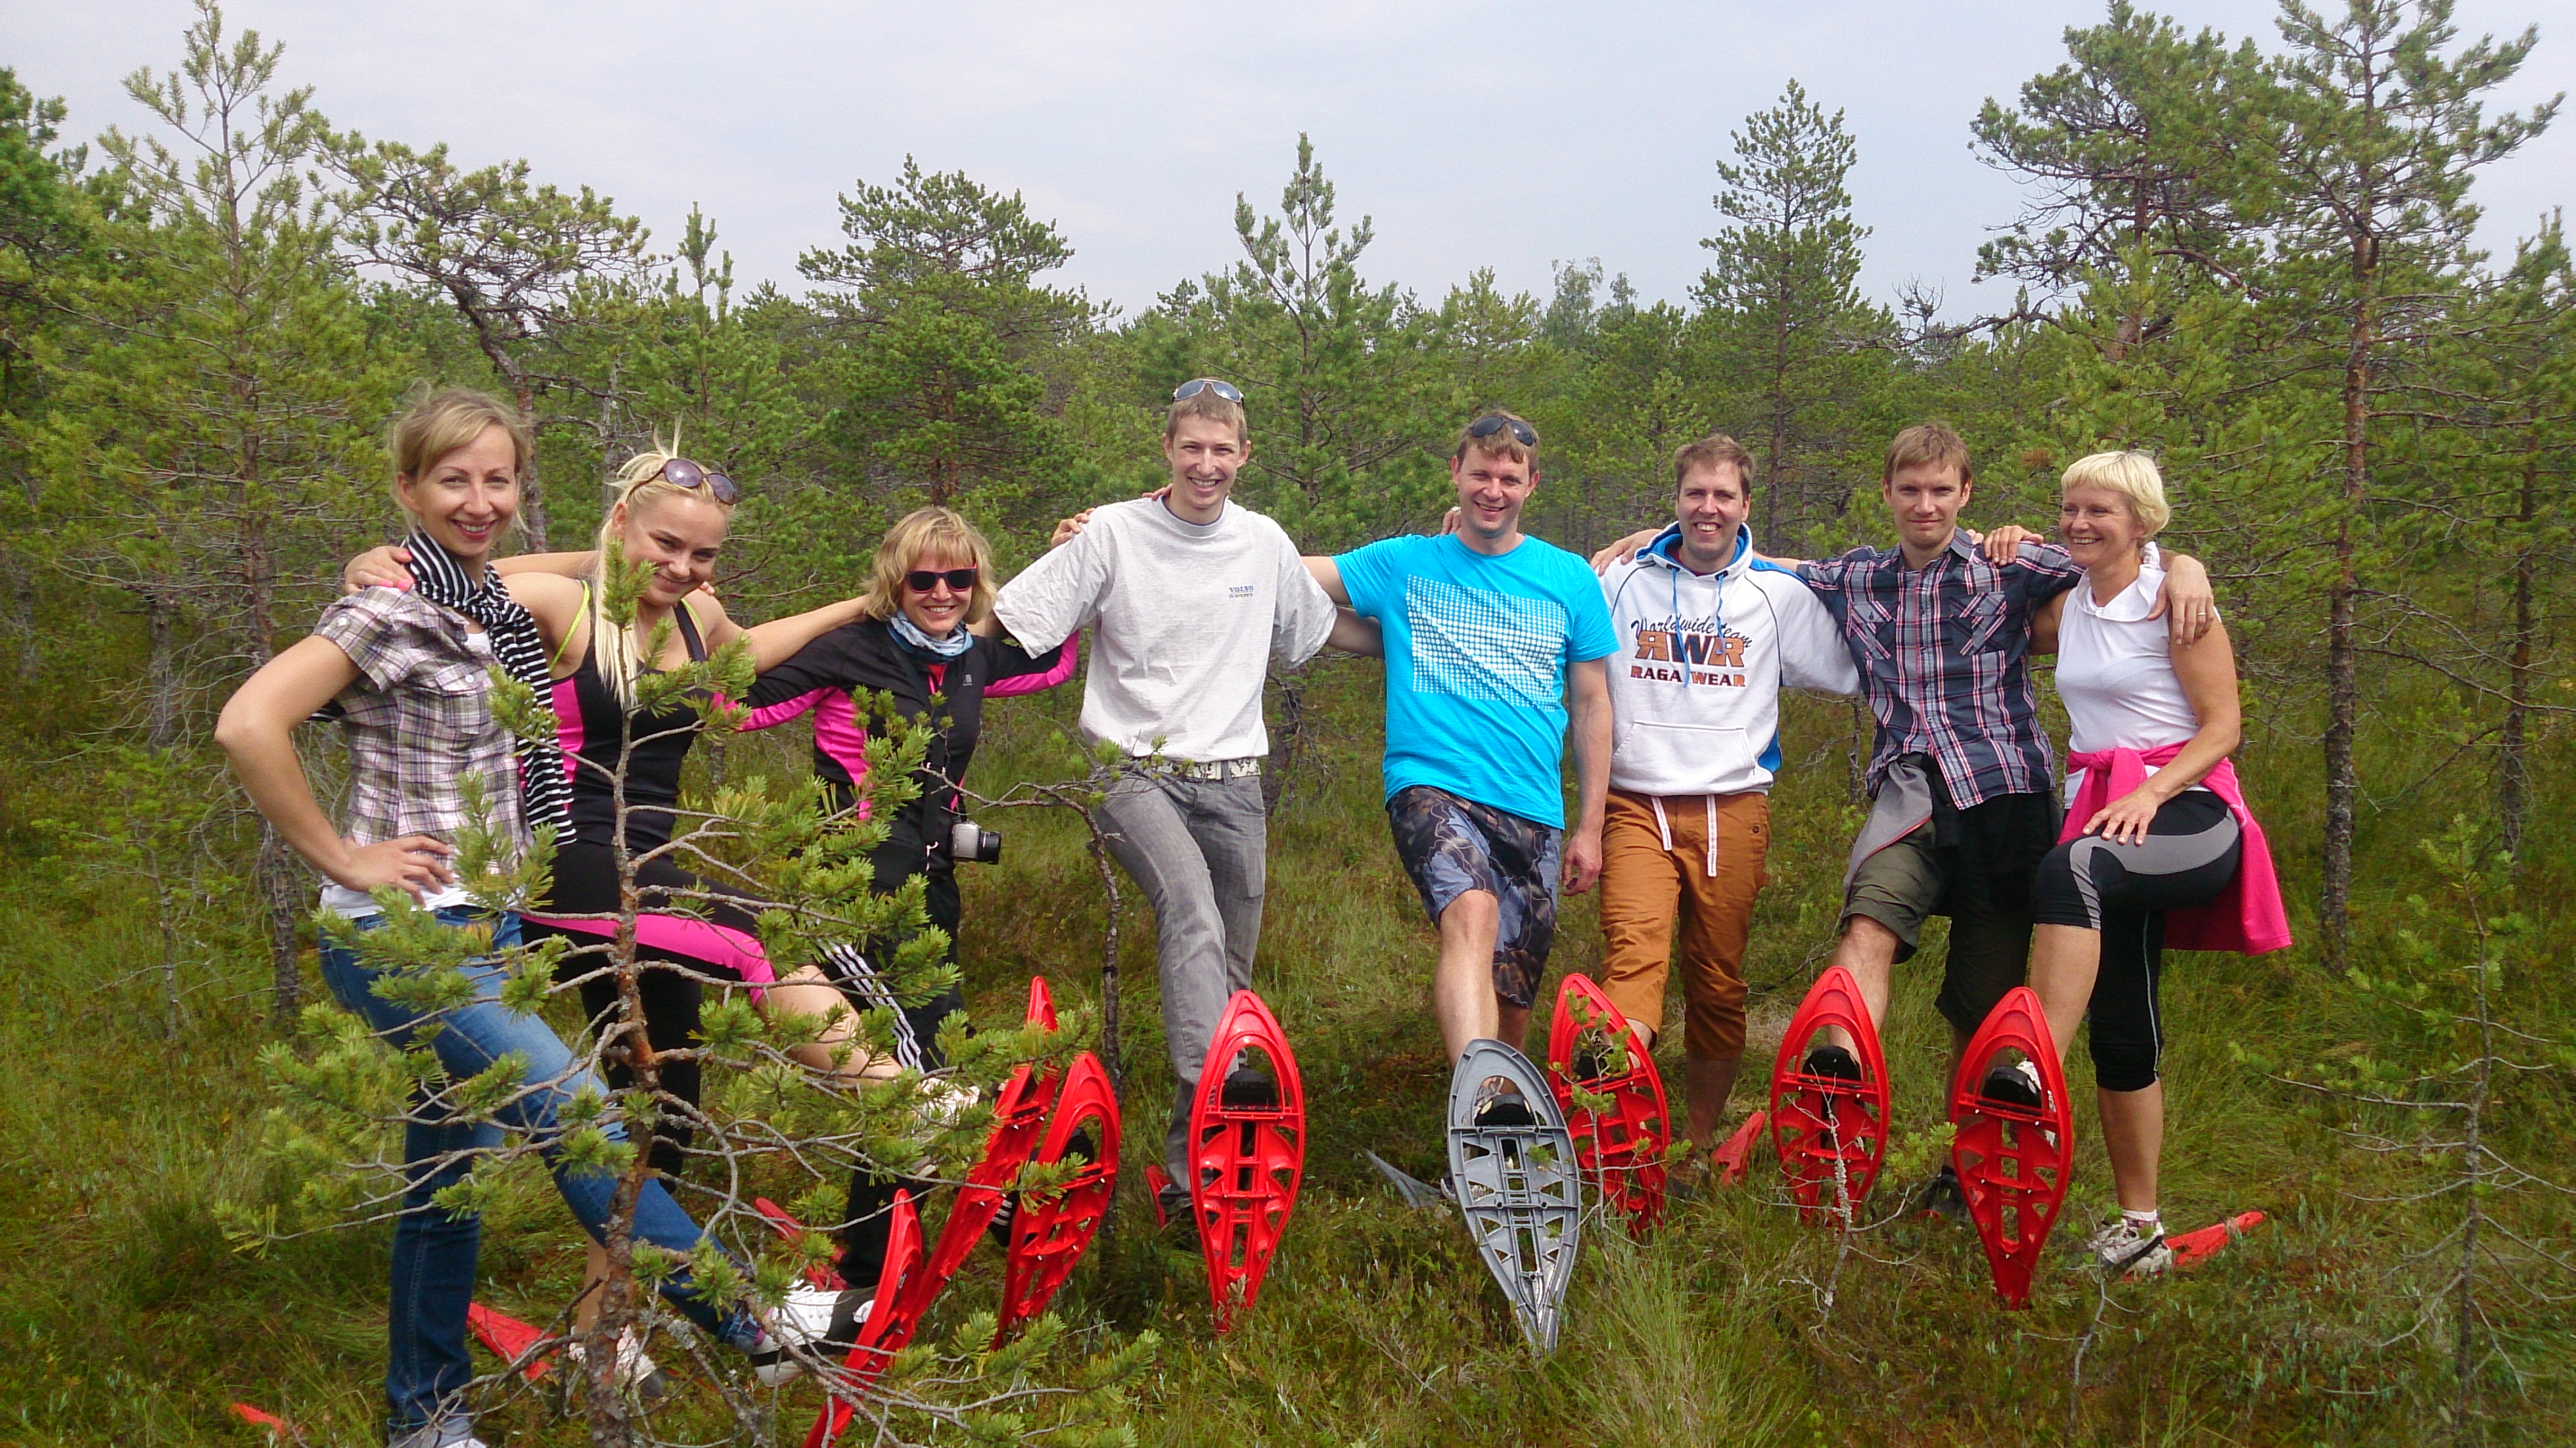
[740,1320,808,1387]
[821,1289,875,1355]
[1471,1081,1538,1129]
[1979,1060,2044,1112]
[1912,1164,1967,1223]
[2082,1217,2173,1278]
[1802,1045,1862,1083]
[775,1284,839,1351]
[563,1327,670,1404]
[1219,1066,1279,1110]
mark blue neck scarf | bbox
[890,611,974,658]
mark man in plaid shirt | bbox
[1795,422,2211,1213]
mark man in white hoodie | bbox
[1596,434,1858,1156]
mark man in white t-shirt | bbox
[994,380,1371,1223]
[1594,433,1857,1158]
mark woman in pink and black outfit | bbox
[2018,451,2289,1277]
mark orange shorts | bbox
[1596,790,1770,1060]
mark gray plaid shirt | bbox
[311,587,532,856]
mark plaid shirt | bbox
[311,588,531,855]
[1799,532,2082,809]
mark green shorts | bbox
[1843,821,2037,1035]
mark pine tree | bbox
[334,137,651,548]
[2255,0,2556,962]
[1695,81,1893,551]
[798,158,1096,528]
[26,1,403,1020]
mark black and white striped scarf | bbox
[403,530,571,837]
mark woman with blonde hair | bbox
[1998,450,2289,1277]
[225,394,810,1447]
[743,505,1074,1337]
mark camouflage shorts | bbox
[1386,784,1563,1009]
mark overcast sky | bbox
[8,1,2571,321]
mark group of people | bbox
[215,378,2283,1448]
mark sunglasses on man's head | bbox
[1467,415,1536,447]
[1172,378,1243,403]
[906,568,979,594]
[657,457,740,505]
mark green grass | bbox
[1,664,2569,1445]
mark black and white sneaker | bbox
[1912,1164,1968,1223]
[2081,1216,2173,1277]
[1471,1082,1538,1129]
[1802,1044,1863,1083]
[1220,1066,1279,1110]
[1979,1059,2044,1112]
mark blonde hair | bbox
[1164,384,1248,443]
[587,442,735,709]
[858,508,997,626]
[386,387,531,522]
[2059,450,2171,539]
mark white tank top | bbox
[2054,546,2205,794]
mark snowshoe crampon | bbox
[227,1403,300,1443]
[465,1300,553,1381]
[1187,990,1306,1333]
[1711,1110,1767,1187]
[803,1189,924,1448]
[1447,1039,1581,1354]
[1768,965,1893,1225]
[994,1050,1120,1343]
[1948,987,2075,1308]
[1543,972,1671,1233]
[754,1196,846,1291]
[2169,1210,2265,1270]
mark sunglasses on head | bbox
[656,457,740,505]
[1172,378,1243,403]
[906,567,979,594]
[1467,415,1536,447]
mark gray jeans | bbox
[1096,770,1267,1190]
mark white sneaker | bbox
[390,1426,488,1448]
[775,1283,840,1349]
[2082,1215,2173,1277]
[564,1327,670,1403]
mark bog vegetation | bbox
[1,1,2571,1443]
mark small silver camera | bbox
[950,818,1001,865]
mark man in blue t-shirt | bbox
[1308,412,1619,1080]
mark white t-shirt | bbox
[2056,547,2205,795]
[993,497,1338,763]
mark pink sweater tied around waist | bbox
[2059,746,2293,955]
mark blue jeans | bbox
[318,907,754,1435]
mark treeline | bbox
[1,0,2569,995]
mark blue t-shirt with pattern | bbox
[1335,532,1619,828]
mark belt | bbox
[1135,756,1264,781]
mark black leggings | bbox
[2029,790,2240,1093]
[527,843,766,1180]
[829,853,974,1292]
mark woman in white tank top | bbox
[2005,452,2284,1277]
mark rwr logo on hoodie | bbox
[1628,613,1752,687]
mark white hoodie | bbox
[1599,523,1859,797]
